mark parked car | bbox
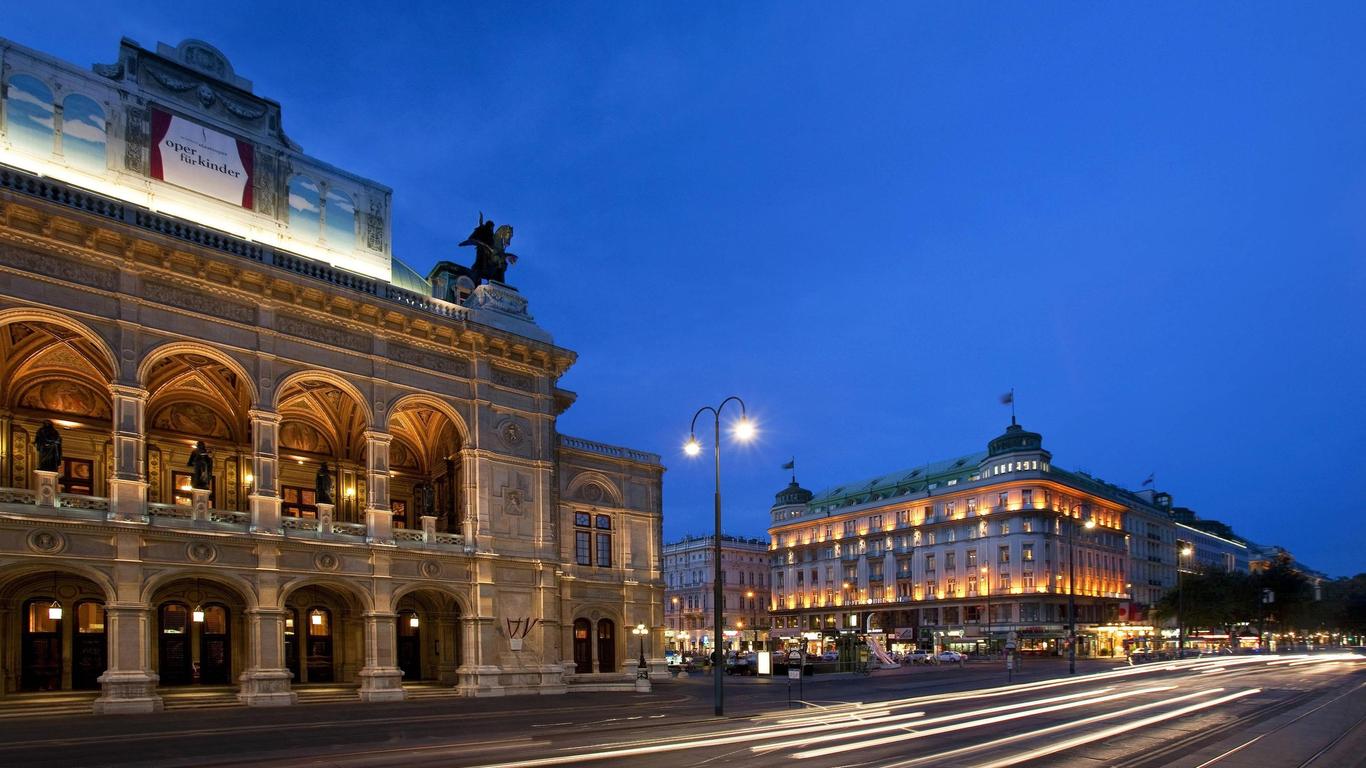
[935,650,965,663]
[820,651,839,662]
[725,652,757,676]
[904,649,932,664]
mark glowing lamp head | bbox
[310,610,323,626]
[732,418,755,442]
[47,600,62,621]
[409,614,420,628]
[1180,546,1194,558]
[192,605,205,623]
[1084,519,1097,529]
[683,436,702,457]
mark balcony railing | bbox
[0,490,466,551]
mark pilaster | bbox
[107,385,149,523]
[357,611,405,702]
[93,603,162,714]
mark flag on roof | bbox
[782,459,795,470]
[1000,391,1014,405]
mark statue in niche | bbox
[316,462,334,506]
[187,441,214,490]
[413,480,435,518]
[459,212,518,285]
[34,421,62,472]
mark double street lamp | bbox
[633,623,649,673]
[1065,505,1097,675]
[684,396,755,717]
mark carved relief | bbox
[145,281,255,323]
[225,456,238,511]
[10,428,27,488]
[17,381,112,419]
[148,447,162,503]
[489,367,534,391]
[496,417,526,448]
[390,344,469,377]
[577,483,604,504]
[26,529,66,555]
[186,541,217,564]
[0,245,117,291]
[365,200,385,252]
[253,150,280,219]
[420,560,441,578]
[124,106,148,174]
[314,552,339,572]
[276,315,371,353]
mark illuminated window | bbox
[1022,544,1034,562]
[998,491,1009,508]
[1022,489,1033,506]
[968,498,977,515]
[998,546,1010,564]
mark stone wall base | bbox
[238,669,297,706]
[93,670,162,714]
[358,667,406,702]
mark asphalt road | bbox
[1,654,1362,768]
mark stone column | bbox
[238,608,296,706]
[94,603,162,714]
[460,447,478,552]
[248,410,282,534]
[420,515,437,542]
[363,431,393,544]
[357,611,405,701]
[107,385,149,523]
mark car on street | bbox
[935,650,965,663]
[904,649,933,664]
[725,652,757,675]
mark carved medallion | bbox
[314,552,340,572]
[420,560,442,578]
[499,419,525,447]
[186,541,217,564]
[27,529,66,555]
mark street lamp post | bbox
[746,589,757,651]
[685,396,754,718]
[633,623,649,673]
[1177,544,1193,659]
[1065,506,1097,675]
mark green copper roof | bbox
[808,451,988,507]
[390,257,431,295]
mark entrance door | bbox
[159,603,193,685]
[284,609,300,682]
[397,611,421,680]
[573,619,592,673]
[596,619,616,673]
[199,605,231,684]
[305,608,334,683]
[72,601,107,689]
[21,599,62,691]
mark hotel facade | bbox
[662,533,769,653]
[0,35,664,712]
[768,422,1179,658]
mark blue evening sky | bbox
[8,2,1364,576]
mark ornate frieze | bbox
[144,280,256,323]
[0,245,117,291]
[275,314,372,353]
[390,343,470,377]
[490,366,535,391]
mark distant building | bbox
[663,534,770,652]
[768,421,1151,658]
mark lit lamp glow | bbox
[409,614,420,628]
[192,605,206,623]
[47,599,62,621]
[310,609,323,626]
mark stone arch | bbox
[272,369,373,426]
[139,568,259,610]
[0,307,118,381]
[0,560,116,603]
[137,341,259,408]
[382,393,469,442]
[277,576,374,613]
[389,581,473,616]
[565,471,625,507]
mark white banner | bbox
[150,109,253,208]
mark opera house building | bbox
[0,35,664,713]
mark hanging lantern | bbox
[409,614,420,629]
[47,599,62,621]
[310,609,323,626]
[192,604,206,623]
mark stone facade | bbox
[0,36,664,712]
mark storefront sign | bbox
[150,109,254,208]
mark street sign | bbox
[788,650,802,662]
[788,667,801,680]
[1005,640,1017,651]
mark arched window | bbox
[288,175,322,236]
[60,94,106,173]
[6,74,55,156]
[572,618,592,673]
[323,190,355,250]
